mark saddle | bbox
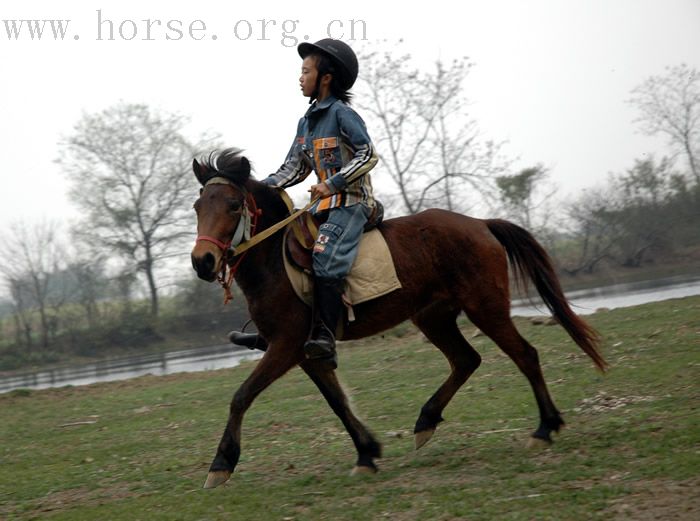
[280,195,400,313]
[285,202,384,273]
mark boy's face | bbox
[300,56,318,98]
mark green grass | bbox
[1,297,699,520]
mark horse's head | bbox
[190,148,252,282]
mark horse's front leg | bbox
[204,343,301,489]
[300,361,382,474]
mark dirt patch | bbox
[607,477,700,520]
[33,486,95,514]
[10,482,147,517]
[573,392,656,413]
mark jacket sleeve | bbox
[261,120,313,188]
[325,107,379,194]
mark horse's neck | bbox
[247,180,290,230]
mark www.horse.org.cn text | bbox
[1,10,369,46]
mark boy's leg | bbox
[305,204,371,367]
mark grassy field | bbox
[1,297,699,520]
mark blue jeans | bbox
[312,203,372,279]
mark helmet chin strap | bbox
[309,74,322,104]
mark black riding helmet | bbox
[298,38,359,91]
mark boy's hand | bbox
[309,183,332,199]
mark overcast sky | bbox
[2,0,699,229]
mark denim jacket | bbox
[262,95,378,213]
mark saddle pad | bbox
[283,228,402,307]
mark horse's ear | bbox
[239,157,251,177]
[193,158,206,185]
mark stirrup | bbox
[304,327,337,369]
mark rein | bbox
[195,177,318,303]
[232,192,319,256]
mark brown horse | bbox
[190,149,606,489]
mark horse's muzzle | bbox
[191,251,218,282]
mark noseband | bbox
[195,234,232,253]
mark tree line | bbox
[0,52,698,369]
[0,105,249,369]
[355,53,699,276]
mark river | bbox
[0,344,264,394]
[2,275,699,394]
[511,273,700,316]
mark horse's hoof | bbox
[414,428,436,450]
[351,465,377,476]
[203,470,231,489]
[526,436,552,450]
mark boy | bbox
[261,38,379,369]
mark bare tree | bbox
[630,64,700,183]
[561,188,621,276]
[58,102,216,317]
[356,42,507,215]
[65,254,108,329]
[612,157,677,267]
[0,220,65,350]
[424,61,508,213]
[7,278,34,349]
[496,165,557,234]
[563,157,683,274]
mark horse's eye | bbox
[229,200,242,212]
[193,199,201,213]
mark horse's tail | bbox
[485,219,608,371]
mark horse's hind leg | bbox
[467,308,564,445]
[300,361,382,474]
[411,302,482,449]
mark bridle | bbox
[195,177,261,303]
[194,176,320,303]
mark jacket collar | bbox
[307,95,338,116]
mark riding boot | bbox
[228,331,268,352]
[304,276,345,369]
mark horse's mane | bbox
[194,148,252,186]
[193,148,290,224]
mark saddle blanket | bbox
[283,228,402,309]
